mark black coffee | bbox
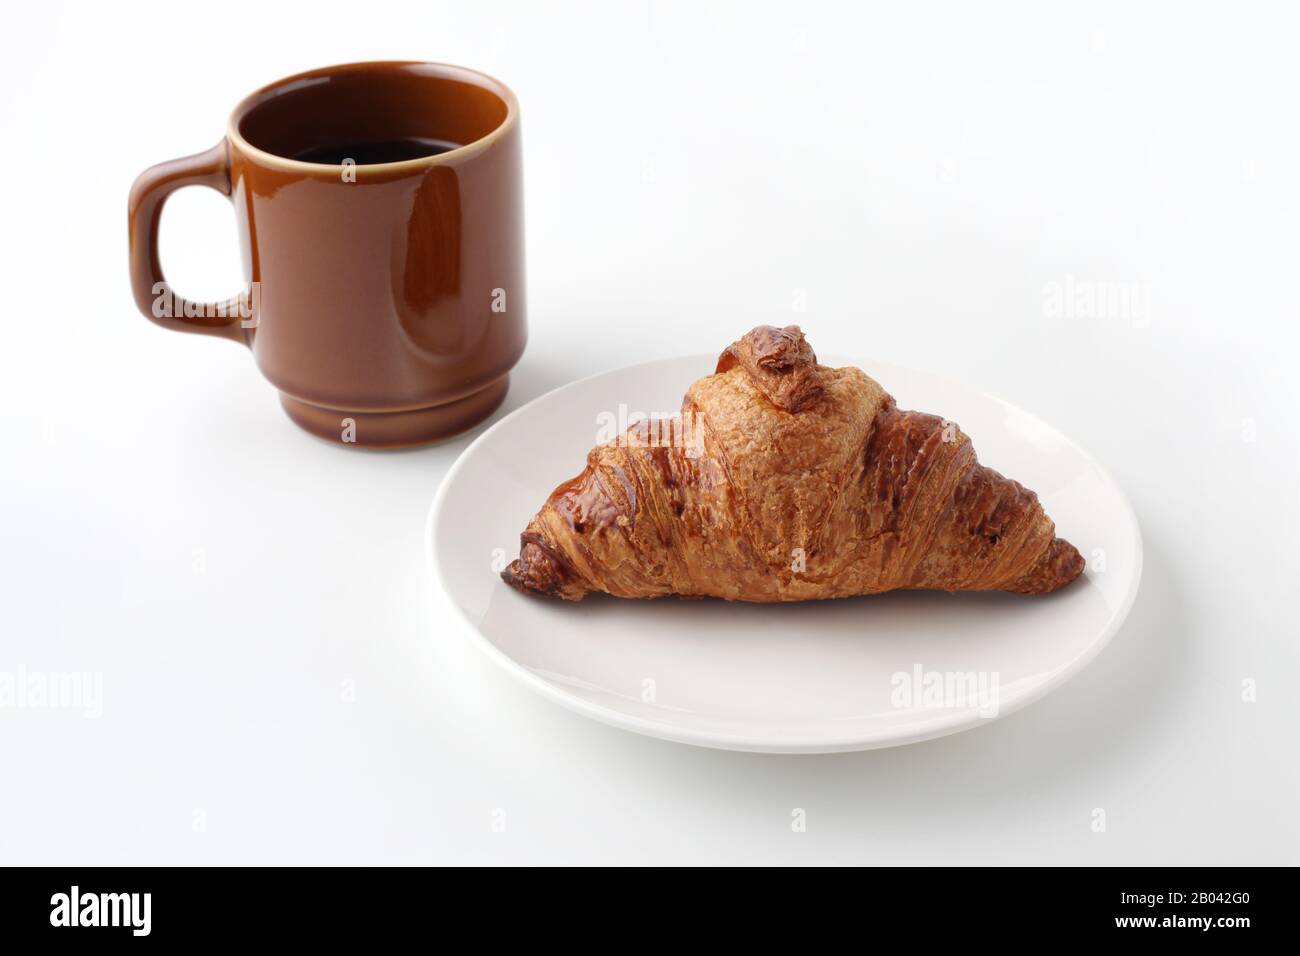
[291,136,461,165]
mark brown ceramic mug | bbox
[128,61,526,447]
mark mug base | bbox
[279,376,509,448]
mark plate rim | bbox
[427,353,1144,754]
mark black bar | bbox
[0,866,1284,941]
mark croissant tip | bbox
[500,542,588,601]
[716,325,823,412]
[1008,537,1086,595]
[499,561,535,593]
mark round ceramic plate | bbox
[428,354,1142,754]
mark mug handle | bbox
[127,141,250,343]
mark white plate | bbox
[428,354,1142,753]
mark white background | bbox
[2,0,1297,864]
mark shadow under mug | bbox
[128,61,527,447]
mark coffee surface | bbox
[291,137,461,165]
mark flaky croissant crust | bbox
[503,326,1084,602]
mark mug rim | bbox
[226,60,519,174]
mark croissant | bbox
[502,326,1084,602]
